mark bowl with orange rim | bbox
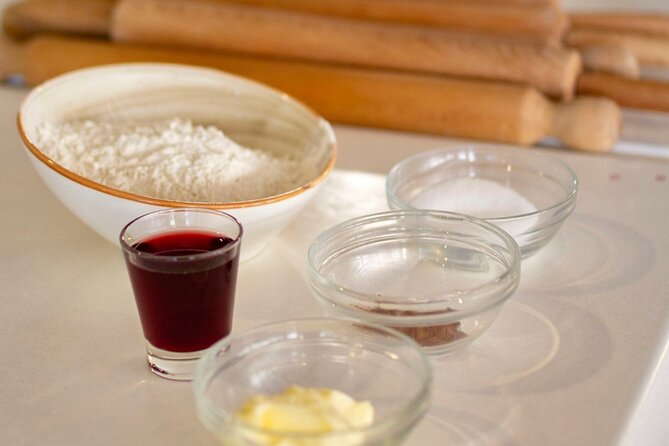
[18,63,336,261]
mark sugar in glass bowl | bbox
[386,146,578,258]
[17,63,336,261]
[307,210,521,356]
[193,318,432,446]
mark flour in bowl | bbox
[36,118,320,202]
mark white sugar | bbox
[36,118,319,202]
[411,177,537,218]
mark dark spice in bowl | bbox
[369,307,466,347]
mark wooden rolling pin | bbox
[442,0,558,5]
[3,0,115,38]
[109,0,580,99]
[214,0,567,42]
[0,34,619,152]
[567,28,669,67]
[413,0,557,6]
[579,72,669,112]
[570,12,669,39]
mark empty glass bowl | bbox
[307,210,521,355]
[193,318,432,446]
[386,146,578,258]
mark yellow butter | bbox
[235,385,374,445]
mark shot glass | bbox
[120,208,242,381]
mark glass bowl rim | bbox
[306,209,521,313]
[385,145,579,222]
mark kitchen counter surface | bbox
[2,0,669,439]
[1,78,668,445]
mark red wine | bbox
[125,230,240,353]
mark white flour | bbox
[36,118,319,202]
[411,177,537,218]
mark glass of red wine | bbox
[120,208,242,381]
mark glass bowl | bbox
[386,146,578,258]
[193,318,432,446]
[307,210,520,356]
[18,63,336,261]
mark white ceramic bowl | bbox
[18,63,336,261]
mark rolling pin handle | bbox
[552,96,621,152]
[580,44,640,79]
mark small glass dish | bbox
[193,318,432,446]
[307,210,520,356]
[386,146,578,258]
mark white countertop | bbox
[1,74,669,446]
[1,0,669,440]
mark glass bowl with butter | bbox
[193,318,432,446]
[307,210,521,356]
[386,145,578,258]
